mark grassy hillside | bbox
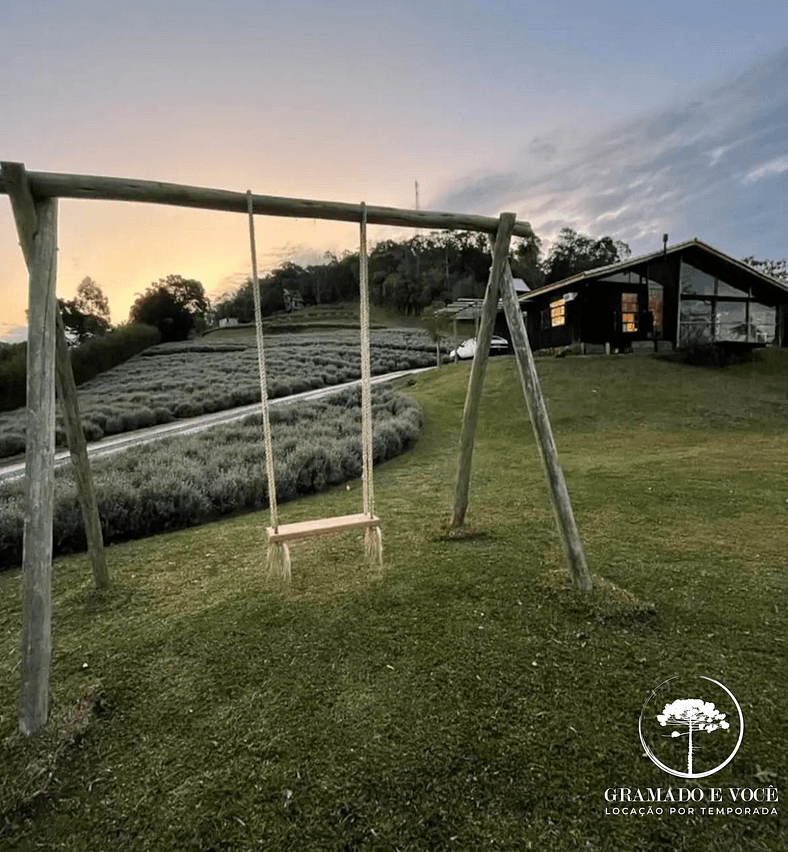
[1,352,786,851]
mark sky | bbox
[1,0,787,341]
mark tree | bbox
[129,275,209,342]
[510,233,545,290]
[58,299,110,346]
[657,698,730,774]
[211,228,548,321]
[157,274,210,315]
[74,276,111,324]
[421,305,452,368]
[742,256,788,283]
[542,228,631,285]
[510,233,542,270]
[58,277,112,345]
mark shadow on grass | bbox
[433,526,491,542]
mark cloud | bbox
[742,153,788,184]
[527,136,558,161]
[433,44,788,259]
[0,324,27,344]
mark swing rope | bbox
[247,191,290,579]
[246,193,381,578]
[359,203,373,516]
[359,203,383,563]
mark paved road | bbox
[0,367,434,486]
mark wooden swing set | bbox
[246,193,381,580]
[1,162,591,736]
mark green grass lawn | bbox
[1,352,786,851]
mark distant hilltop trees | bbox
[213,231,546,322]
[211,227,645,323]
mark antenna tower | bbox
[415,180,421,238]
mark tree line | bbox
[214,227,636,323]
[43,231,788,347]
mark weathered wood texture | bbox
[3,162,109,591]
[499,262,593,591]
[268,514,380,543]
[452,213,517,527]
[18,197,58,734]
[54,314,109,589]
[0,164,534,237]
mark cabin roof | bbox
[519,238,788,302]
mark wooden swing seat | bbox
[267,513,380,544]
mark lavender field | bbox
[0,385,422,567]
[0,329,438,458]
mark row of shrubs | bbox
[0,323,161,414]
[0,386,423,568]
[0,330,436,458]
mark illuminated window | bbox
[550,298,566,327]
[621,293,638,332]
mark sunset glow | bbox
[2,1,787,340]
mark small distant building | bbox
[283,289,305,312]
[518,238,788,353]
[219,317,239,328]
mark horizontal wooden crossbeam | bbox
[0,163,533,237]
[267,513,380,544]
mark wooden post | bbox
[499,261,593,591]
[19,196,58,734]
[54,313,109,588]
[452,213,516,527]
[3,162,109,591]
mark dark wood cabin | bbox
[518,239,788,354]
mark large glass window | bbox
[716,278,748,298]
[715,302,748,343]
[680,299,713,345]
[680,264,715,295]
[750,303,777,344]
[679,261,777,345]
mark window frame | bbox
[621,292,639,333]
[549,297,566,327]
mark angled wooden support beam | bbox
[3,162,109,592]
[499,261,592,591]
[53,318,109,589]
[451,212,517,527]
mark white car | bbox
[449,336,509,360]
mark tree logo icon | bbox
[639,676,745,778]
